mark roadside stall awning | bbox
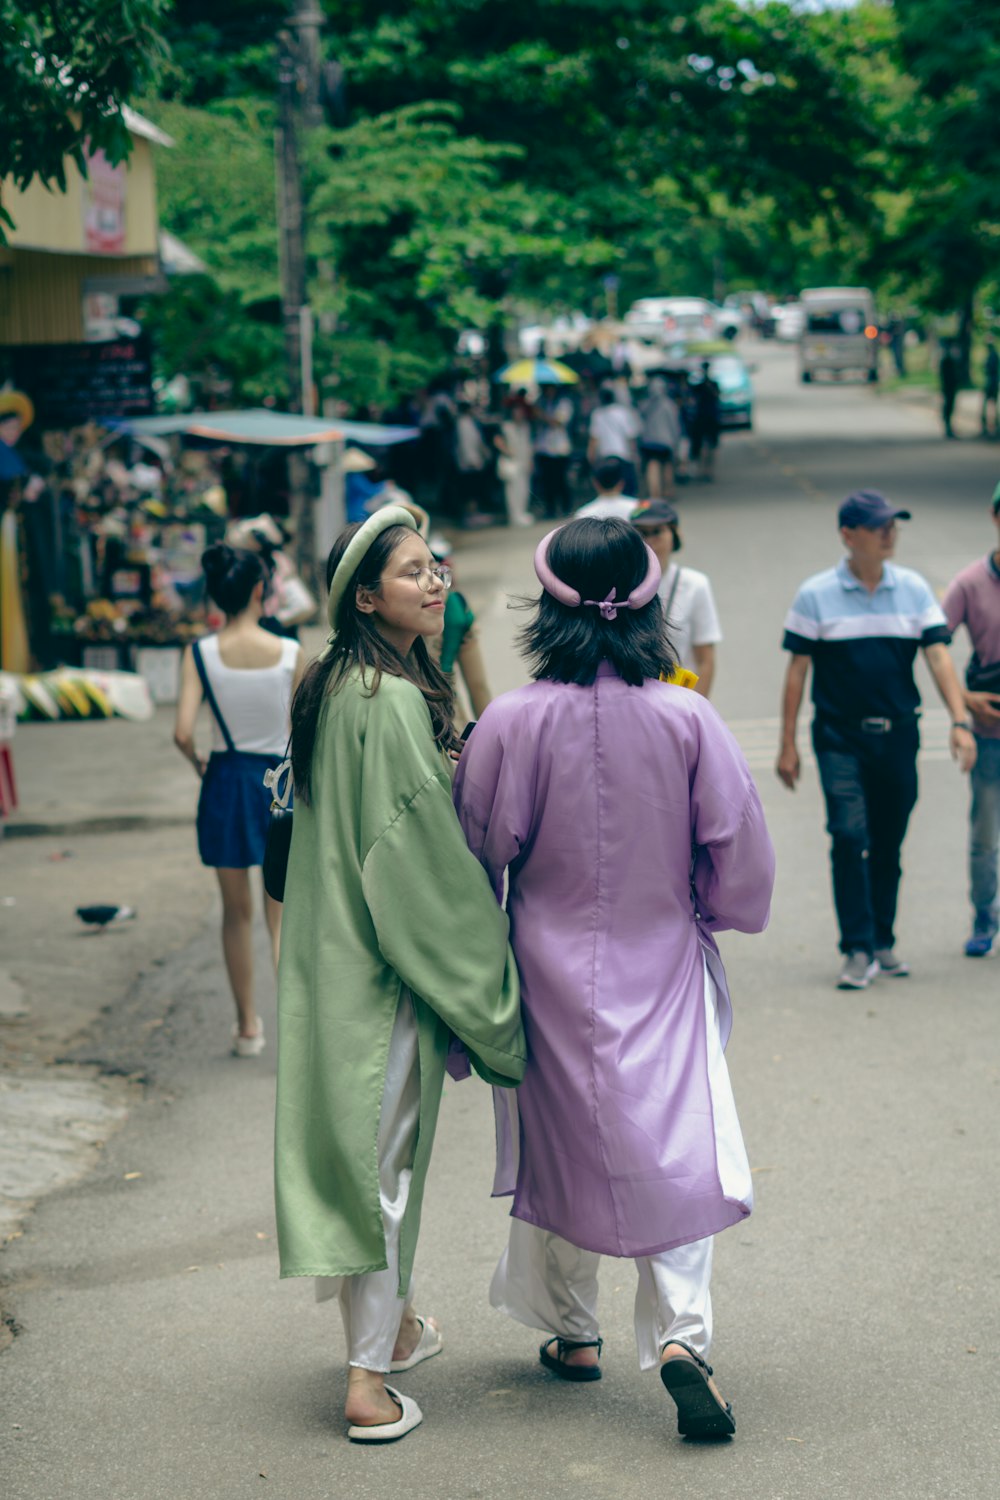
[115,409,418,447]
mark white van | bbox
[798,287,880,383]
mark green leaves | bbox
[1,0,171,196]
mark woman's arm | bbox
[457,626,493,719]
[691,643,715,698]
[173,646,206,778]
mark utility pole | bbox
[275,1,324,416]
[275,1,324,584]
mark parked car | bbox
[688,353,754,430]
[625,297,722,346]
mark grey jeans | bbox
[970,737,1000,934]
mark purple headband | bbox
[533,526,662,621]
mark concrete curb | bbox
[2,813,191,840]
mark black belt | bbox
[821,714,917,736]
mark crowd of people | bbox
[379,367,723,530]
[169,457,1000,1450]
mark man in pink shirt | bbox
[943,485,1000,956]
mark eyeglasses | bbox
[390,564,452,592]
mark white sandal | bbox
[232,1022,265,1059]
[347,1386,422,1444]
[389,1315,443,1373]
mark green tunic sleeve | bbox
[360,681,525,1088]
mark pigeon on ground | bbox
[76,905,137,932]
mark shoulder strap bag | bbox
[192,639,236,751]
[262,745,293,902]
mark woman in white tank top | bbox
[174,544,303,1057]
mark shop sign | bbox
[10,338,153,426]
[83,146,128,255]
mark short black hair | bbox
[598,384,616,405]
[594,457,626,492]
[201,543,265,615]
[517,518,676,686]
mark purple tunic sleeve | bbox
[690,712,775,935]
[452,707,531,902]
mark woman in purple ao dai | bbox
[453,517,775,1439]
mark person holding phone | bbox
[453,517,774,1439]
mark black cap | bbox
[631,499,680,528]
[838,490,911,529]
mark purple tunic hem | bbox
[501,1200,751,1260]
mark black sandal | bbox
[538,1335,603,1383]
[659,1340,736,1439]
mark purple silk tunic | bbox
[453,664,775,1258]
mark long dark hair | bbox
[291,523,458,803]
[201,543,266,616]
[517,517,676,686]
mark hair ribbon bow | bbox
[584,589,620,621]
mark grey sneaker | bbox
[837,951,878,990]
[873,949,909,978]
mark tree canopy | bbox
[17,0,994,406]
[1,0,170,208]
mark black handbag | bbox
[966,653,1000,695]
[262,750,293,903]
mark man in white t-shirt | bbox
[588,384,640,493]
[574,457,640,520]
[631,499,722,697]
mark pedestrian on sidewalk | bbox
[533,382,575,518]
[638,376,683,498]
[587,384,640,495]
[688,362,721,482]
[631,499,722,698]
[453,399,493,526]
[274,507,524,1445]
[495,397,535,528]
[940,341,960,440]
[942,483,1000,956]
[573,456,639,520]
[173,544,303,1056]
[453,517,774,1440]
[776,490,976,990]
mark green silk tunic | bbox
[274,668,524,1287]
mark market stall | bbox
[4,406,418,703]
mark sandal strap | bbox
[660,1338,713,1376]
[552,1336,603,1359]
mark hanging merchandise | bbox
[0,508,30,673]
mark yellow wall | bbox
[1,137,159,258]
[0,248,159,343]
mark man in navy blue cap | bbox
[776,490,976,990]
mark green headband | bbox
[326,505,418,631]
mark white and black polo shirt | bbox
[782,559,951,723]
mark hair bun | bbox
[201,543,234,581]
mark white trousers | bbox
[489,960,743,1371]
[315,995,421,1372]
[491,1220,714,1372]
[504,470,532,525]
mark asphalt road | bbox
[3,343,999,1500]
